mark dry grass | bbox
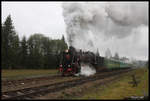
[78,67,149,99]
[2,69,58,80]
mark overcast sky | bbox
[2,2,66,39]
[1,2,149,61]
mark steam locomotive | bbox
[59,46,81,76]
[58,46,131,76]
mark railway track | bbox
[2,74,61,86]
[2,69,132,100]
[2,69,121,87]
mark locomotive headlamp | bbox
[65,49,69,53]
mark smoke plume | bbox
[62,2,148,53]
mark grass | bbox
[2,69,58,80]
[77,67,149,99]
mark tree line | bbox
[1,15,68,69]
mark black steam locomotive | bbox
[58,46,105,76]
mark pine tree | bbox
[105,48,112,59]
[61,35,65,42]
[20,36,28,68]
[61,35,68,51]
[11,35,20,68]
[96,48,100,56]
[114,52,119,60]
[2,14,18,69]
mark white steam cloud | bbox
[62,2,148,55]
[80,63,96,76]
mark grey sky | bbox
[2,2,66,39]
[1,2,149,61]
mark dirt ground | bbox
[2,76,79,92]
[36,74,125,99]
